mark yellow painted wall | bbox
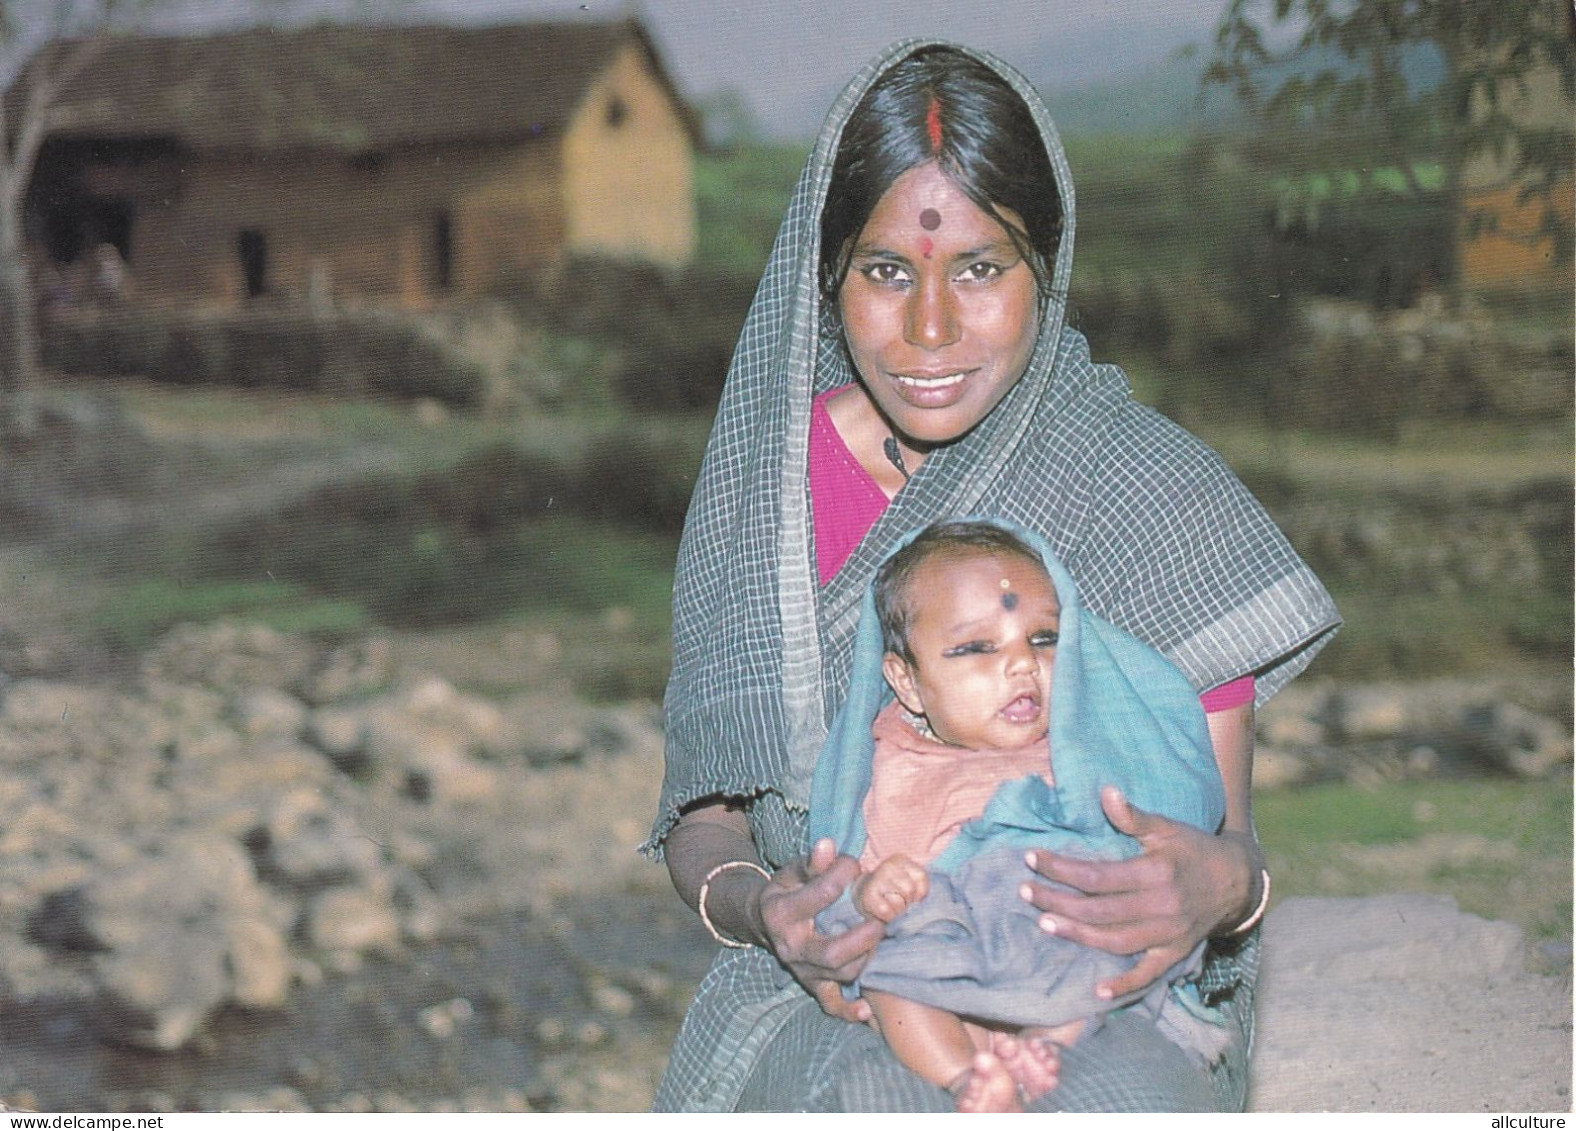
[560,41,695,267]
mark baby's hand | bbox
[853,855,929,922]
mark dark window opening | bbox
[433,211,454,292]
[41,196,133,265]
[605,96,627,129]
[238,229,268,299]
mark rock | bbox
[1249,894,1570,1111]
[1257,682,1334,748]
[72,835,262,952]
[306,887,401,955]
[223,916,294,1009]
[25,833,295,1049]
[498,695,604,767]
[1461,702,1572,778]
[589,980,635,1019]
[306,707,369,772]
[1330,685,1410,741]
[342,680,506,802]
[401,738,500,805]
[297,637,394,706]
[0,680,108,730]
[231,688,308,740]
[93,929,229,1050]
[140,621,317,696]
[1251,746,1312,790]
[418,996,474,1039]
[187,742,334,832]
[256,788,382,887]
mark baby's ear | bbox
[881,652,925,716]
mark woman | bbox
[643,41,1339,1112]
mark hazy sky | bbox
[143,0,1235,139]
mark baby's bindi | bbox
[1000,581,1018,611]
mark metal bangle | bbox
[698,860,770,949]
[1227,868,1272,936]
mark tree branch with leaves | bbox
[1207,0,1574,282]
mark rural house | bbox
[12,18,697,310]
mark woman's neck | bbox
[824,385,928,499]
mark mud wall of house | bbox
[456,143,567,295]
[121,140,565,309]
[1458,56,1574,294]
[1459,178,1575,292]
[560,42,694,267]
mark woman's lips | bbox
[889,368,977,407]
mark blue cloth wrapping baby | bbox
[809,519,1232,1059]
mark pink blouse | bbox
[807,387,1254,712]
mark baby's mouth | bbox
[999,694,1042,724]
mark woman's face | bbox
[837,161,1041,450]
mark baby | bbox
[810,519,1228,1112]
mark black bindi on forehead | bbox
[1001,591,1018,611]
[919,207,942,231]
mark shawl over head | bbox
[647,39,1339,866]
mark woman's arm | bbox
[1019,701,1267,1001]
[665,800,886,1023]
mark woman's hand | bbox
[758,838,887,1025]
[1021,786,1261,1002]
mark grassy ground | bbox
[1255,778,1572,961]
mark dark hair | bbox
[874,520,1048,664]
[820,46,1064,303]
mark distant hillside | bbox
[1044,40,1446,138]
[1044,51,1239,136]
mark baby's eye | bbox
[1030,630,1059,648]
[942,641,993,658]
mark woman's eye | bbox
[1030,631,1059,648]
[861,261,910,285]
[959,261,1003,282]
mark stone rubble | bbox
[0,620,648,1057]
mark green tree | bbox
[1208,0,1575,286]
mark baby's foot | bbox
[951,1052,1022,1113]
[992,1032,1060,1103]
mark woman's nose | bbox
[904,275,960,349]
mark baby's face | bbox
[883,551,1059,749]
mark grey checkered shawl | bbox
[646,40,1339,1112]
